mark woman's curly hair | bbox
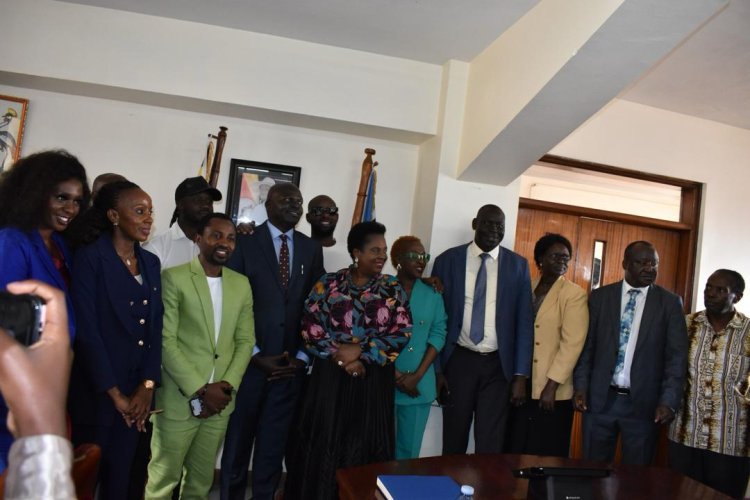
[0,150,90,231]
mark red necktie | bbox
[279,234,290,290]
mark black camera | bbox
[0,291,46,346]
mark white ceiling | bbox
[61,0,750,131]
[619,0,750,130]
[60,0,540,64]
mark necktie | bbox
[469,253,491,345]
[615,289,640,375]
[279,234,290,290]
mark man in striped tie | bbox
[573,241,688,465]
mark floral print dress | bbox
[286,269,412,500]
[301,269,412,364]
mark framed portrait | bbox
[226,158,302,225]
[0,95,29,172]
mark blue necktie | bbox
[470,253,491,345]
[615,289,640,375]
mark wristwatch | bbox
[143,379,155,390]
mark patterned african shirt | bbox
[301,269,412,366]
[669,311,750,457]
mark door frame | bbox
[524,155,702,310]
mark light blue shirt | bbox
[267,222,294,267]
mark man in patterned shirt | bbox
[669,269,749,498]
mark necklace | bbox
[118,252,136,267]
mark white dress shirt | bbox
[611,280,650,388]
[207,275,223,382]
[142,223,199,270]
[458,241,500,353]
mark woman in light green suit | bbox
[391,236,447,459]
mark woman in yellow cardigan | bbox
[506,233,588,457]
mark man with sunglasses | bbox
[306,195,351,273]
[431,204,534,455]
[306,195,339,247]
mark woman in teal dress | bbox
[391,236,447,459]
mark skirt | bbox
[285,357,395,500]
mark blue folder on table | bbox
[376,475,462,499]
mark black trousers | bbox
[442,346,510,455]
[582,388,657,465]
[219,365,302,500]
[506,395,574,458]
[668,440,750,499]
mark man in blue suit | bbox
[432,204,534,454]
[220,183,324,500]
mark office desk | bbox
[336,453,729,499]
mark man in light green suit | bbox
[145,213,254,499]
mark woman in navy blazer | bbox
[67,181,162,500]
[391,236,447,459]
[0,150,90,471]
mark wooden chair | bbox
[71,443,101,500]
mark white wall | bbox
[551,98,750,312]
[0,83,419,269]
[2,0,441,136]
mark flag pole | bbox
[351,148,376,226]
[208,126,228,188]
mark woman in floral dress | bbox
[285,221,412,500]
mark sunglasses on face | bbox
[401,252,431,264]
[309,206,339,216]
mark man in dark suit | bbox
[432,204,534,454]
[573,240,688,465]
[220,183,324,500]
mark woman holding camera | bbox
[0,150,90,471]
[67,181,162,500]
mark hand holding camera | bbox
[0,280,71,439]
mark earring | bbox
[354,257,359,269]
[396,263,402,271]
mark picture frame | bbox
[226,158,302,225]
[0,95,29,172]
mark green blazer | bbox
[156,257,255,421]
[395,279,447,406]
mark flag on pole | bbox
[361,167,377,222]
[351,148,378,226]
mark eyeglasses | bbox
[309,206,339,216]
[547,253,571,262]
[401,252,431,264]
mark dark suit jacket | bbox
[68,235,163,427]
[432,243,534,380]
[573,280,688,419]
[0,227,76,337]
[228,222,325,356]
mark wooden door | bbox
[516,210,684,297]
[573,217,681,294]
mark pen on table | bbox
[149,409,164,415]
